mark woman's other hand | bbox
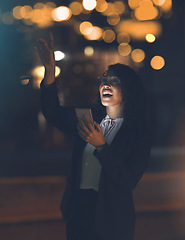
[77,116,106,148]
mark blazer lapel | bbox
[110,121,127,148]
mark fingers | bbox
[94,121,101,132]
[78,118,90,134]
[36,38,50,52]
[77,124,87,140]
[83,116,94,131]
[49,31,54,49]
[77,117,96,142]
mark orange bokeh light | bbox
[102,29,116,43]
[150,56,165,70]
[69,2,83,15]
[146,33,156,43]
[52,6,72,22]
[85,26,102,40]
[118,44,132,56]
[131,49,145,62]
[134,1,159,21]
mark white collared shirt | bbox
[79,115,124,191]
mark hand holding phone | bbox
[76,108,106,147]
[75,108,94,127]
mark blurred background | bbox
[0,0,185,239]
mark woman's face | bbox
[99,74,123,107]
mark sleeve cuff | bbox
[94,142,109,159]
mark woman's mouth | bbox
[102,90,113,98]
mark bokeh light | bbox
[32,66,61,88]
[85,26,102,40]
[128,0,141,9]
[32,66,61,79]
[107,12,120,26]
[20,5,33,19]
[118,44,132,56]
[55,66,61,77]
[54,51,65,61]
[117,32,130,44]
[13,6,22,19]
[134,1,159,21]
[79,21,93,35]
[30,7,53,28]
[82,0,97,11]
[160,0,172,12]
[32,66,46,80]
[131,49,145,62]
[153,0,166,6]
[21,79,30,85]
[102,29,116,43]
[52,6,72,22]
[30,9,42,23]
[113,1,125,15]
[84,46,94,56]
[45,2,57,8]
[150,55,165,70]
[34,3,45,10]
[96,0,108,13]
[146,33,156,43]
[69,2,83,15]
[101,3,114,16]
[116,20,162,40]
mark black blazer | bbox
[40,81,151,240]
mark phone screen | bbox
[75,108,94,125]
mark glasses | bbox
[97,76,121,87]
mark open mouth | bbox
[102,90,113,98]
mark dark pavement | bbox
[0,172,185,240]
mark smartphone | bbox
[75,108,94,126]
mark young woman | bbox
[37,33,151,240]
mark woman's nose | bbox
[102,83,111,88]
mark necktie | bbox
[102,118,115,137]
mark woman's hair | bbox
[94,63,149,132]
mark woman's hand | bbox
[36,32,55,69]
[35,32,55,85]
[77,116,106,148]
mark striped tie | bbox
[102,118,115,137]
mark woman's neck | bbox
[106,102,124,120]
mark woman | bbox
[37,33,151,240]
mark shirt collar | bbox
[104,114,124,123]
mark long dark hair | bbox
[94,63,148,133]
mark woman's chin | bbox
[101,100,110,107]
